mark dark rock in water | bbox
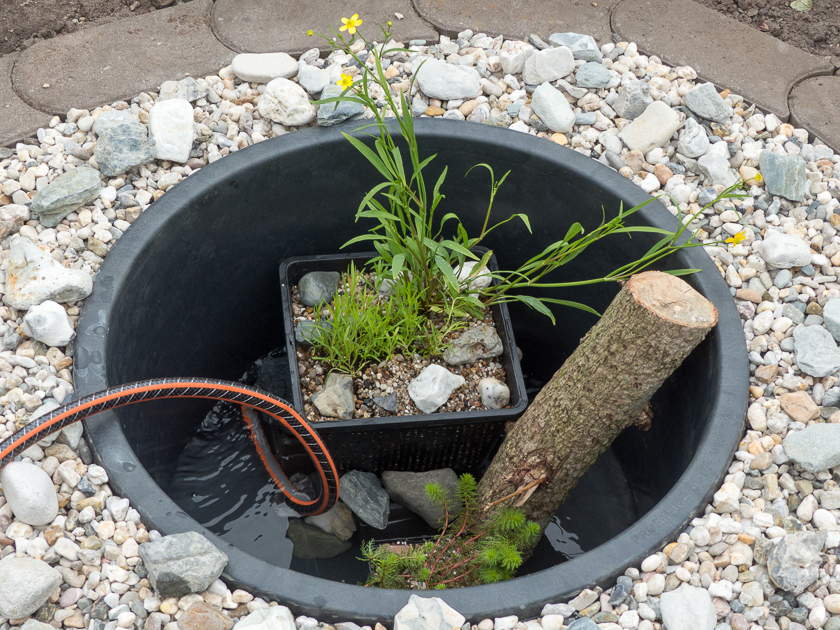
[339,470,390,529]
[298,271,340,307]
[381,468,462,528]
[286,519,351,559]
[289,472,315,500]
[255,354,290,398]
[767,531,824,594]
[372,392,397,413]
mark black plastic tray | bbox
[277,249,528,474]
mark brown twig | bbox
[483,476,548,511]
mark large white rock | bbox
[231,52,298,83]
[4,238,93,309]
[522,47,575,85]
[618,101,681,154]
[297,61,332,95]
[233,605,296,630]
[394,595,465,630]
[698,153,737,187]
[530,83,575,133]
[257,78,316,126]
[0,461,59,526]
[756,231,813,268]
[0,557,62,618]
[148,98,196,163]
[408,364,465,414]
[21,300,75,346]
[415,59,481,100]
[660,584,717,630]
[499,40,535,75]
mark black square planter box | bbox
[276,249,528,475]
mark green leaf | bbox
[664,268,701,276]
[564,222,584,241]
[341,233,387,247]
[539,297,602,317]
[514,213,532,233]
[515,295,556,324]
[342,133,395,182]
[440,240,474,259]
[790,0,812,10]
[610,226,675,235]
[435,255,460,292]
[391,253,405,278]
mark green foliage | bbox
[360,473,540,589]
[308,262,468,374]
[308,19,751,327]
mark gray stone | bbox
[660,584,717,630]
[297,62,332,96]
[93,111,156,177]
[783,423,840,472]
[416,59,481,100]
[529,82,575,133]
[823,387,840,407]
[677,117,710,158]
[793,325,840,378]
[381,468,462,528]
[824,299,840,342]
[29,166,101,227]
[318,84,366,127]
[372,392,398,413]
[683,83,731,123]
[698,153,737,187]
[541,603,575,618]
[138,531,228,598]
[298,271,340,307]
[148,99,195,163]
[783,303,805,325]
[408,364,466,413]
[767,531,823,594]
[258,78,316,126]
[158,77,208,102]
[775,269,793,289]
[294,319,332,345]
[339,470,390,529]
[548,33,602,61]
[286,519,352,559]
[0,461,58,526]
[0,203,29,238]
[233,606,296,630]
[443,324,503,366]
[21,300,75,347]
[0,557,62,618]
[619,101,681,154]
[759,151,807,202]
[393,595,465,630]
[575,62,611,89]
[304,501,356,541]
[614,80,652,120]
[479,377,510,409]
[5,238,93,309]
[232,52,298,83]
[522,47,575,85]
[311,372,354,420]
[575,112,597,126]
[756,231,813,269]
[565,620,598,630]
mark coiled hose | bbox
[0,378,339,515]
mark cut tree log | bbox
[474,270,719,553]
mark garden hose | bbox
[0,378,339,515]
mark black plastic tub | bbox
[277,249,527,475]
[74,118,748,623]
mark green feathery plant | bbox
[361,473,541,588]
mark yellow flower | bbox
[387,20,393,26]
[755,172,763,183]
[337,73,354,89]
[725,230,747,245]
[307,29,313,37]
[340,13,363,34]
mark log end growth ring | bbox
[628,271,719,329]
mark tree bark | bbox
[474,271,718,552]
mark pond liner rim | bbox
[75,118,748,623]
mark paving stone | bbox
[0,54,52,147]
[12,0,233,115]
[212,0,437,55]
[413,0,613,47]
[789,75,840,152]
[611,0,832,119]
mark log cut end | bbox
[628,271,718,329]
